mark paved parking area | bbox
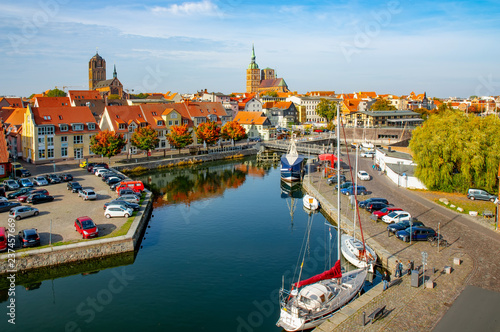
[1,164,130,247]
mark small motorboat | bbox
[303,194,319,210]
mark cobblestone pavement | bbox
[310,152,500,331]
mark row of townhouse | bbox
[1,100,232,165]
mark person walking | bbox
[395,260,401,278]
[382,271,391,291]
[407,260,414,276]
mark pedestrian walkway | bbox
[306,170,500,331]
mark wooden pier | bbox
[256,151,280,164]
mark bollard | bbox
[362,311,366,326]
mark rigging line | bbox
[340,115,367,259]
[296,211,315,286]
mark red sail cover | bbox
[294,260,342,288]
[318,154,341,164]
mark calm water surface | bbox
[1,159,374,332]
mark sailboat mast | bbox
[336,101,341,263]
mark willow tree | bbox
[316,99,337,130]
[410,110,500,193]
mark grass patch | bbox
[99,217,134,238]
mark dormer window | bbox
[152,112,157,116]
[59,124,68,132]
[119,123,126,130]
[72,124,84,131]
[59,115,63,120]
[138,114,142,118]
[157,120,163,126]
[88,123,96,130]
[116,115,120,119]
[43,116,51,120]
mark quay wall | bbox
[302,178,399,273]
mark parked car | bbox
[365,202,392,213]
[88,163,108,172]
[103,200,140,211]
[67,181,83,193]
[19,178,34,188]
[396,226,436,242]
[0,197,8,202]
[360,151,375,158]
[3,179,20,191]
[358,198,389,209]
[372,207,403,220]
[382,211,412,224]
[106,177,123,186]
[47,174,62,184]
[95,169,113,177]
[387,219,425,235]
[466,188,497,202]
[9,206,39,220]
[15,169,31,178]
[79,189,97,201]
[335,181,353,190]
[340,186,368,196]
[116,194,140,203]
[102,173,124,182]
[0,185,5,198]
[17,189,49,203]
[61,174,73,182]
[357,170,370,181]
[74,216,99,239]
[26,193,54,204]
[118,189,142,197]
[0,201,21,212]
[0,227,6,252]
[8,187,35,199]
[327,174,346,185]
[104,205,133,218]
[115,181,144,193]
[32,176,49,186]
[18,229,41,248]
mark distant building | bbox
[343,110,423,128]
[246,45,289,94]
[89,51,106,90]
[234,111,274,140]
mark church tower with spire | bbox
[246,45,260,93]
[88,51,106,90]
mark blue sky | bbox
[1,0,500,98]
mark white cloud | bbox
[151,0,219,16]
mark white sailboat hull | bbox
[303,194,320,210]
[341,235,377,272]
[277,268,367,331]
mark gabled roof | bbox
[94,78,122,89]
[357,91,377,98]
[34,97,71,107]
[234,111,270,125]
[31,106,99,134]
[259,78,287,89]
[342,99,361,113]
[68,90,102,101]
[0,97,23,108]
[273,101,294,110]
[0,108,16,122]
[185,101,228,123]
[5,108,25,126]
[139,104,168,130]
[105,105,143,132]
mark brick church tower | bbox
[246,45,260,93]
[89,51,106,90]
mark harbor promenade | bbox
[304,169,500,331]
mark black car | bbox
[47,174,62,184]
[106,177,123,186]
[61,174,73,182]
[365,202,393,213]
[387,219,425,235]
[7,187,36,199]
[15,169,32,178]
[0,201,21,212]
[358,198,388,209]
[103,200,140,211]
[18,229,40,248]
[88,163,108,172]
[101,172,120,181]
[27,194,54,204]
[67,181,83,193]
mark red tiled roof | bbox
[31,106,99,135]
[139,104,168,130]
[234,111,268,125]
[5,108,25,126]
[105,106,143,133]
[0,128,9,163]
[273,101,293,109]
[68,90,102,101]
[35,97,71,107]
[1,97,23,108]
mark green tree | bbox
[370,99,397,111]
[108,94,120,100]
[131,126,159,156]
[437,102,453,113]
[262,91,278,98]
[409,110,500,193]
[46,88,66,97]
[167,124,194,154]
[131,93,149,99]
[315,99,337,124]
[90,130,127,163]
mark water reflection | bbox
[138,160,273,207]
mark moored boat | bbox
[340,234,377,272]
[281,138,304,182]
[303,194,320,211]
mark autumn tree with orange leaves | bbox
[167,124,194,154]
[195,121,220,145]
[131,126,159,156]
[90,130,127,162]
[221,121,246,142]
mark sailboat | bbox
[277,102,367,331]
[281,137,304,182]
[340,143,377,272]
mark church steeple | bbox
[113,64,117,79]
[248,44,259,70]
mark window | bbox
[47,148,54,159]
[38,126,55,136]
[128,125,135,133]
[60,124,68,131]
[73,124,84,131]
[119,124,126,130]
[74,148,83,159]
[59,115,63,120]
[88,123,95,130]
[157,120,163,126]
[169,121,173,126]
[47,137,54,146]
[171,113,177,119]
[61,147,68,157]
[183,119,188,124]
[38,149,45,159]
[152,112,157,116]
[74,135,83,144]
[38,137,45,145]
[174,120,179,125]
[61,136,68,142]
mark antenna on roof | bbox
[96,47,98,54]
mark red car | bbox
[74,216,99,239]
[372,207,403,220]
[17,189,49,202]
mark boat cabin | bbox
[297,284,336,310]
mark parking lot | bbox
[1,165,132,248]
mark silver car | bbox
[116,194,140,203]
[9,206,40,220]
